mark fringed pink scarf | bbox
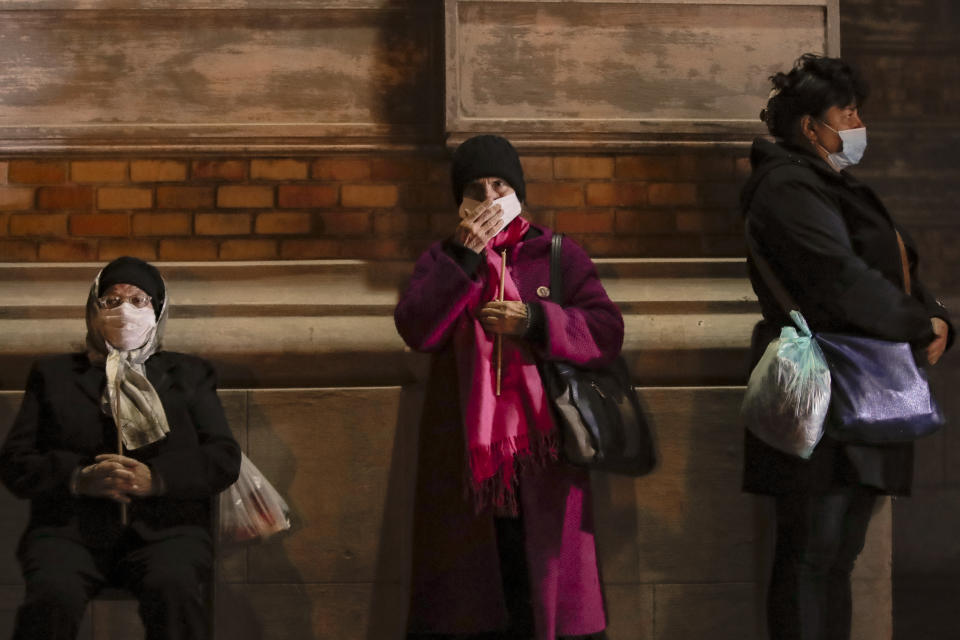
[453,217,557,514]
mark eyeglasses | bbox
[97,294,153,309]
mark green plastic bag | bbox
[741,311,831,459]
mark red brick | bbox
[37,186,95,210]
[370,157,427,181]
[674,154,736,180]
[254,212,313,235]
[132,212,193,236]
[37,239,96,261]
[0,187,35,210]
[217,186,274,208]
[311,158,371,182]
[554,156,615,179]
[614,210,677,234]
[338,237,405,259]
[319,212,371,236]
[0,161,8,184]
[341,185,398,208]
[251,159,309,181]
[156,186,215,210]
[71,160,127,183]
[70,213,130,237]
[430,213,460,236]
[578,235,651,257]
[554,210,615,234]
[0,239,38,260]
[98,187,153,210]
[648,183,697,207]
[426,159,450,182]
[131,160,188,183]
[403,184,455,210]
[523,209,555,230]
[158,239,219,261]
[525,183,584,208]
[0,213,7,236]
[697,182,740,208]
[373,211,431,236]
[98,239,158,261]
[9,213,68,237]
[191,160,247,181]
[520,156,553,180]
[195,213,251,236]
[8,160,67,184]
[277,185,338,208]
[585,182,647,207]
[676,210,740,234]
[615,156,675,180]
[219,239,278,260]
[280,239,341,259]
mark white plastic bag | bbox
[219,453,291,544]
[741,311,831,459]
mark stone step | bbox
[0,259,759,389]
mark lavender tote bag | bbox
[815,332,943,443]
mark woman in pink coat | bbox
[395,135,623,640]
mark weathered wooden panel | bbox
[445,0,839,147]
[0,4,440,152]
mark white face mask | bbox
[459,191,523,236]
[98,303,157,351]
[820,122,867,171]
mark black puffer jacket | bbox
[741,137,951,496]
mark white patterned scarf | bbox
[85,272,170,450]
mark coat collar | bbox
[73,351,175,403]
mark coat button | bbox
[536,286,551,298]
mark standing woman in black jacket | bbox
[742,54,952,640]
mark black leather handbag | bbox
[539,233,657,476]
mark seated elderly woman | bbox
[396,135,623,640]
[0,256,241,640]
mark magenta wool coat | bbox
[395,224,624,639]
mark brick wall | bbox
[0,149,749,262]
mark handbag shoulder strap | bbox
[745,221,799,316]
[895,231,911,296]
[550,232,564,304]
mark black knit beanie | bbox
[98,256,165,318]
[450,135,526,205]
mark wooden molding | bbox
[445,0,839,147]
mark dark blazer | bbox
[741,138,952,496]
[0,351,242,548]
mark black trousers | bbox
[767,486,877,640]
[407,518,606,640]
[12,527,212,640]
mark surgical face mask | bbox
[819,122,867,171]
[459,191,523,236]
[98,303,156,351]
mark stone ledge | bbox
[0,259,759,389]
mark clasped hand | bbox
[480,300,528,337]
[75,454,155,503]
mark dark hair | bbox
[760,54,868,141]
